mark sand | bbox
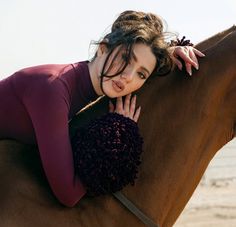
[174,179,236,227]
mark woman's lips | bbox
[112,80,125,92]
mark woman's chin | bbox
[106,93,120,98]
[103,88,125,98]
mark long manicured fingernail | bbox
[188,69,192,76]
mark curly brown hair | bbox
[90,10,174,95]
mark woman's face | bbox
[97,42,156,98]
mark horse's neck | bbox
[69,29,236,226]
[196,25,236,51]
[121,31,236,226]
[199,30,236,122]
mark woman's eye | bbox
[138,72,146,79]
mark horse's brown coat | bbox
[0,26,235,227]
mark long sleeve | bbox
[3,62,98,206]
[20,73,86,207]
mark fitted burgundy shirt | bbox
[0,61,99,207]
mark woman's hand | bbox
[109,94,141,123]
[170,46,205,76]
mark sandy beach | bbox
[174,139,236,227]
[174,179,236,227]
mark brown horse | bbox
[0,26,235,227]
[195,25,236,51]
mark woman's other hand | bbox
[108,94,141,123]
[170,46,205,76]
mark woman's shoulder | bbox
[14,63,71,80]
[11,63,74,101]
[12,63,74,88]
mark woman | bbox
[0,10,204,207]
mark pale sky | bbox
[0,0,235,78]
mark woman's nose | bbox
[121,69,135,82]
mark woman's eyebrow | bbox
[131,51,150,75]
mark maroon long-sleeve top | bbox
[0,61,99,207]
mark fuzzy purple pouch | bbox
[71,112,143,196]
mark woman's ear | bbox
[97,40,109,57]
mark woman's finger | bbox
[115,96,123,113]
[172,57,183,70]
[192,48,205,57]
[185,62,192,76]
[109,100,115,112]
[189,49,199,70]
[133,106,141,122]
[129,95,136,118]
[180,51,198,68]
[124,94,131,115]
